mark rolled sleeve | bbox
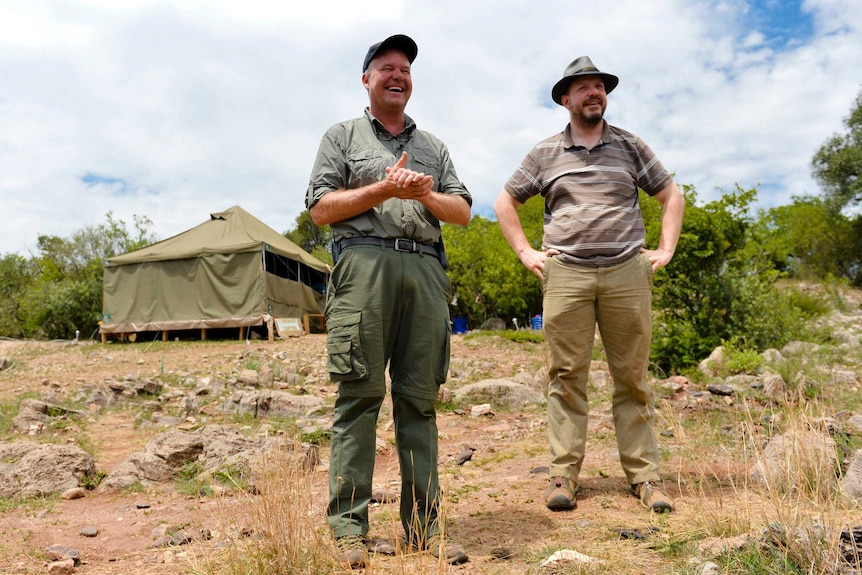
[306,129,347,209]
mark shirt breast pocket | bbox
[412,147,440,179]
[347,149,389,187]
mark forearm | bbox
[657,183,685,256]
[494,190,531,255]
[310,181,392,226]
[420,192,471,226]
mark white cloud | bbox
[1,0,861,255]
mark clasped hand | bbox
[385,152,434,199]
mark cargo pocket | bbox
[326,311,368,382]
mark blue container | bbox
[531,314,543,330]
[453,315,468,334]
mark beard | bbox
[574,100,605,128]
[576,110,603,128]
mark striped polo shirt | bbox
[504,121,672,267]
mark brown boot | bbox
[632,481,674,513]
[544,477,577,511]
[335,536,369,569]
[420,534,469,565]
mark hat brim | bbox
[552,72,619,105]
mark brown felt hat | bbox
[551,56,619,105]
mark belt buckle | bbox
[394,238,416,253]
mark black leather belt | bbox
[338,236,438,257]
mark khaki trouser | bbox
[543,253,660,486]
[325,245,451,542]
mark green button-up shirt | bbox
[306,109,471,244]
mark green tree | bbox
[811,90,862,210]
[0,254,37,338]
[753,195,860,283]
[645,186,817,373]
[285,210,332,265]
[17,213,156,339]
[443,196,545,329]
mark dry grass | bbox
[185,308,862,574]
[190,441,338,575]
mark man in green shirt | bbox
[306,34,471,569]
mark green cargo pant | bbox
[543,252,661,486]
[325,244,451,542]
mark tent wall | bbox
[265,273,325,319]
[101,252,265,334]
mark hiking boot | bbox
[335,535,368,569]
[367,537,396,555]
[422,534,469,565]
[632,481,674,513]
[544,476,577,511]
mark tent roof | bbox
[106,206,330,273]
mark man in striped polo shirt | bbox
[494,56,684,514]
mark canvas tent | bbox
[100,206,330,340]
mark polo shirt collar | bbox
[561,120,611,149]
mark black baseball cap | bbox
[362,34,418,72]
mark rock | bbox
[839,526,862,568]
[44,545,80,563]
[832,369,859,385]
[453,379,545,410]
[696,534,750,556]
[47,559,75,575]
[832,329,861,349]
[97,429,205,491]
[11,398,51,434]
[511,369,545,391]
[80,526,99,537]
[539,549,600,567]
[470,404,493,417]
[237,369,259,386]
[455,447,476,465]
[220,390,324,418]
[194,376,225,396]
[170,529,195,545]
[258,364,274,386]
[0,442,96,498]
[370,488,397,504]
[480,318,506,331]
[760,373,786,398]
[841,448,862,499]
[695,561,721,575]
[99,425,319,493]
[698,346,724,377]
[61,487,87,500]
[761,348,783,364]
[707,384,735,396]
[847,414,862,434]
[614,526,659,540]
[588,366,611,389]
[780,341,821,357]
[751,431,838,491]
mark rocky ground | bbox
[1,289,861,575]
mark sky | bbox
[1,0,861,256]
